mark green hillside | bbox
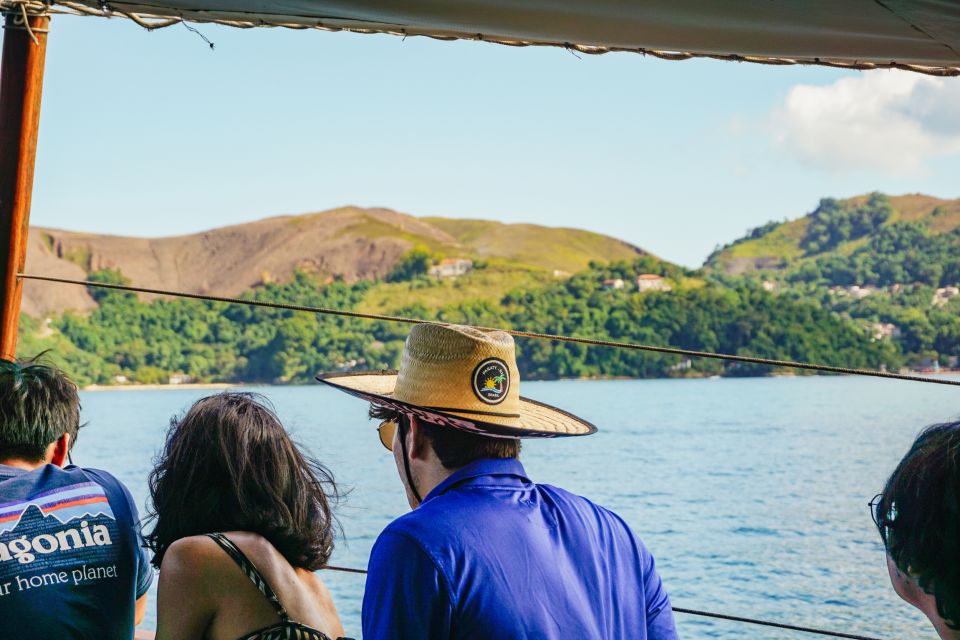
[15,194,960,385]
[707,193,960,279]
[423,218,645,273]
[706,193,960,370]
[17,257,899,386]
[350,218,646,316]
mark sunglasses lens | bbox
[378,420,397,452]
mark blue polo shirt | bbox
[362,458,677,639]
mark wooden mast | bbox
[0,8,49,361]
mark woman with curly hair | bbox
[145,392,350,640]
[873,421,960,640]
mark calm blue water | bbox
[72,376,956,639]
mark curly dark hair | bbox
[876,421,960,629]
[144,392,339,570]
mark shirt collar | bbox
[422,457,529,504]
[0,463,26,478]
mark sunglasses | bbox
[377,418,400,451]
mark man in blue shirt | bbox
[319,323,677,639]
[0,357,152,639]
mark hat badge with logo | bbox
[317,323,596,439]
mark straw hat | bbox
[316,323,596,439]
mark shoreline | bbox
[80,368,960,391]
[82,383,238,392]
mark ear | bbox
[50,433,71,468]
[406,417,431,461]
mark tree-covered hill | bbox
[16,258,902,386]
[16,193,960,385]
[706,193,960,370]
[707,193,960,284]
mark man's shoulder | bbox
[75,466,126,490]
[63,466,140,522]
[375,497,477,555]
[380,482,635,545]
[538,482,631,523]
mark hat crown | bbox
[393,324,520,416]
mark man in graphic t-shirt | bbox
[0,356,152,639]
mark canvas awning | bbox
[3,0,960,74]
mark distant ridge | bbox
[22,207,646,317]
[707,193,960,275]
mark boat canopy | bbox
[3,0,959,75]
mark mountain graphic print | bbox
[0,481,119,574]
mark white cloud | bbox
[773,71,960,175]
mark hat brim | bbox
[316,370,597,439]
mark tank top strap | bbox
[205,533,291,623]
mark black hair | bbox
[0,355,81,462]
[369,404,520,469]
[876,420,960,629]
[145,392,339,570]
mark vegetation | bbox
[16,192,960,385]
[788,223,960,288]
[800,193,892,255]
[17,255,907,385]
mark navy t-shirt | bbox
[0,463,152,639]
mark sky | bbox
[26,15,960,267]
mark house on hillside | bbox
[429,258,473,278]
[602,278,625,290]
[829,285,877,299]
[871,322,901,341]
[636,274,672,293]
[932,286,960,307]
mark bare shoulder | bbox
[162,535,219,566]
[217,531,283,567]
[159,535,223,583]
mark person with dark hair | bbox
[872,420,960,640]
[146,392,350,640]
[318,323,677,639]
[0,355,152,640]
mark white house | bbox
[932,286,960,307]
[636,274,672,293]
[429,258,473,278]
[602,278,625,290]
[871,323,901,341]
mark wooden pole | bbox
[0,9,49,361]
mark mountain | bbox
[706,193,960,280]
[16,193,960,385]
[22,207,646,317]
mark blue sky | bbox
[29,15,960,267]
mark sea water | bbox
[73,375,956,639]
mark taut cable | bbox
[323,565,884,640]
[18,272,905,638]
[18,273,960,387]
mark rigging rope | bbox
[19,271,904,638]
[324,565,884,640]
[19,273,960,388]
